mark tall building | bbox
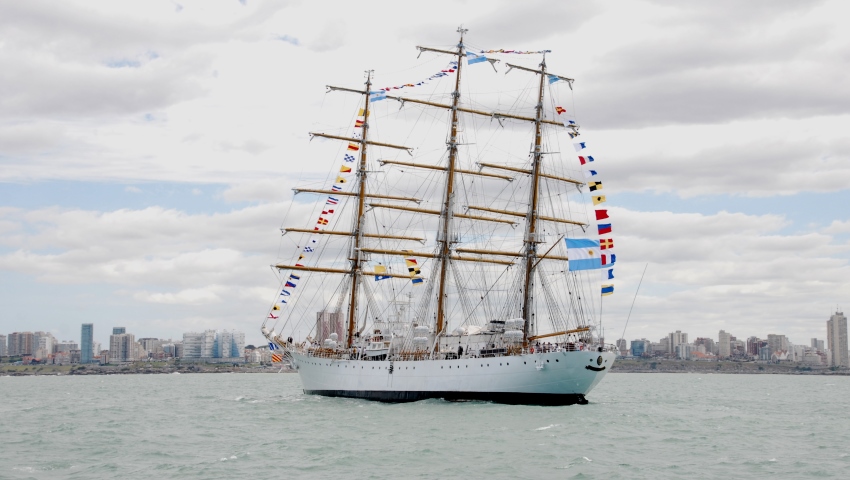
[139,338,163,358]
[316,311,344,343]
[811,338,825,353]
[746,336,761,356]
[212,330,246,358]
[216,331,233,358]
[718,330,731,358]
[81,324,94,364]
[112,327,126,335]
[7,332,34,356]
[109,333,137,362]
[668,330,688,356]
[767,334,789,356]
[182,330,216,358]
[0,335,6,356]
[231,331,245,358]
[35,334,55,359]
[616,339,628,356]
[827,311,848,368]
[631,339,650,357]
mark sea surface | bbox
[2,372,849,479]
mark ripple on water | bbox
[2,373,850,479]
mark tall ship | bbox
[262,28,618,405]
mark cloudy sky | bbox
[1,0,848,348]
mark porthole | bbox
[546,360,549,363]
[555,359,559,362]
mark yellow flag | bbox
[358,109,370,117]
[336,176,347,184]
[592,195,606,205]
[273,305,280,311]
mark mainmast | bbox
[346,70,374,348]
[434,27,467,340]
[521,57,548,343]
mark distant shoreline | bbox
[611,358,849,375]
[0,363,295,376]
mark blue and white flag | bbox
[268,342,278,351]
[548,74,560,84]
[583,170,598,178]
[607,268,614,280]
[573,142,587,152]
[566,238,601,271]
[369,91,387,102]
[343,154,355,162]
[466,52,488,65]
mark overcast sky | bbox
[1,0,848,348]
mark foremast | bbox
[346,71,374,348]
[500,59,579,345]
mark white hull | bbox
[288,349,615,405]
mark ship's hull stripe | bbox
[303,389,588,405]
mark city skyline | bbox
[0,1,848,344]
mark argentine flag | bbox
[566,238,602,271]
[466,52,488,65]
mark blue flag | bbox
[268,342,278,351]
[566,238,601,271]
[467,52,488,65]
[607,268,615,280]
[601,284,614,296]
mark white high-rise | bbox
[827,311,848,368]
[718,330,731,358]
[182,330,216,358]
[668,330,688,357]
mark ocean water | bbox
[2,372,849,479]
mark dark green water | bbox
[2,372,848,478]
